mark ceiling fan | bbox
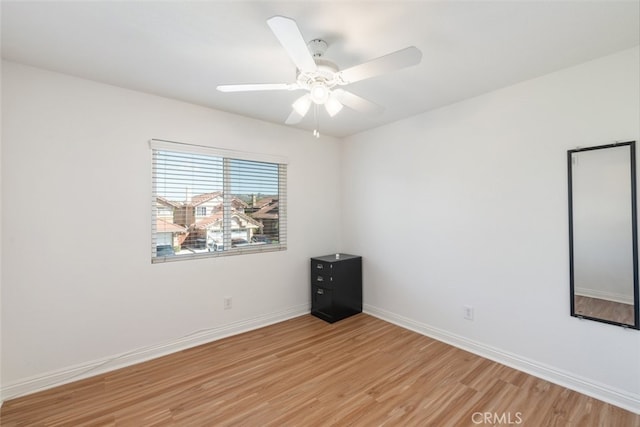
[217,15,422,130]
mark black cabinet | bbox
[310,254,362,323]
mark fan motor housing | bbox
[297,59,339,87]
[296,39,340,87]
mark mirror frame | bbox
[568,141,639,330]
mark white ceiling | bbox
[2,1,639,138]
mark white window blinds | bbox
[150,139,287,263]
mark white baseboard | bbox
[363,304,640,415]
[1,304,309,402]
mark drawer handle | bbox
[316,264,323,269]
[317,276,323,282]
[317,288,324,295]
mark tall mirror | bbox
[568,141,639,329]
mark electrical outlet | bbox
[224,297,232,310]
[464,305,474,321]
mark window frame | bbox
[150,139,288,263]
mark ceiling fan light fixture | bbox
[219,16,422,129]
[309,82,330,104]
[325,95,343,117]
[292,94,311,116]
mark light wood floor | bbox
[1,314,638,426]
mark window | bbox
[150,139,287,263]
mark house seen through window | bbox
[151,140,287,262]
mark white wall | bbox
[341,46,640,412]
[0,61,342,400]
[0,59,4,407]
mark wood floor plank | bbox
[1,314,638,426]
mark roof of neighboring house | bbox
[251,201,279,220]
[253,197,277,208]
[231,198,249,209]
[156,196,182,209]
[198,198,249,211]
[194,212,222,228]
[189,191,222,207]
[194,211,262,230]
[156,218,187,233]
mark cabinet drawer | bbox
[312,260,332,274]
[312,273,334,287]
[311,285,334,322]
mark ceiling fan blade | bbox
[285,109,304,125]
[267,16,317,73]
[337,46,422,84]
[334,89,384,115]
[217,83,295,92]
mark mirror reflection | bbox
[568,141,639,329]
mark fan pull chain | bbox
[313,104,320,138]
